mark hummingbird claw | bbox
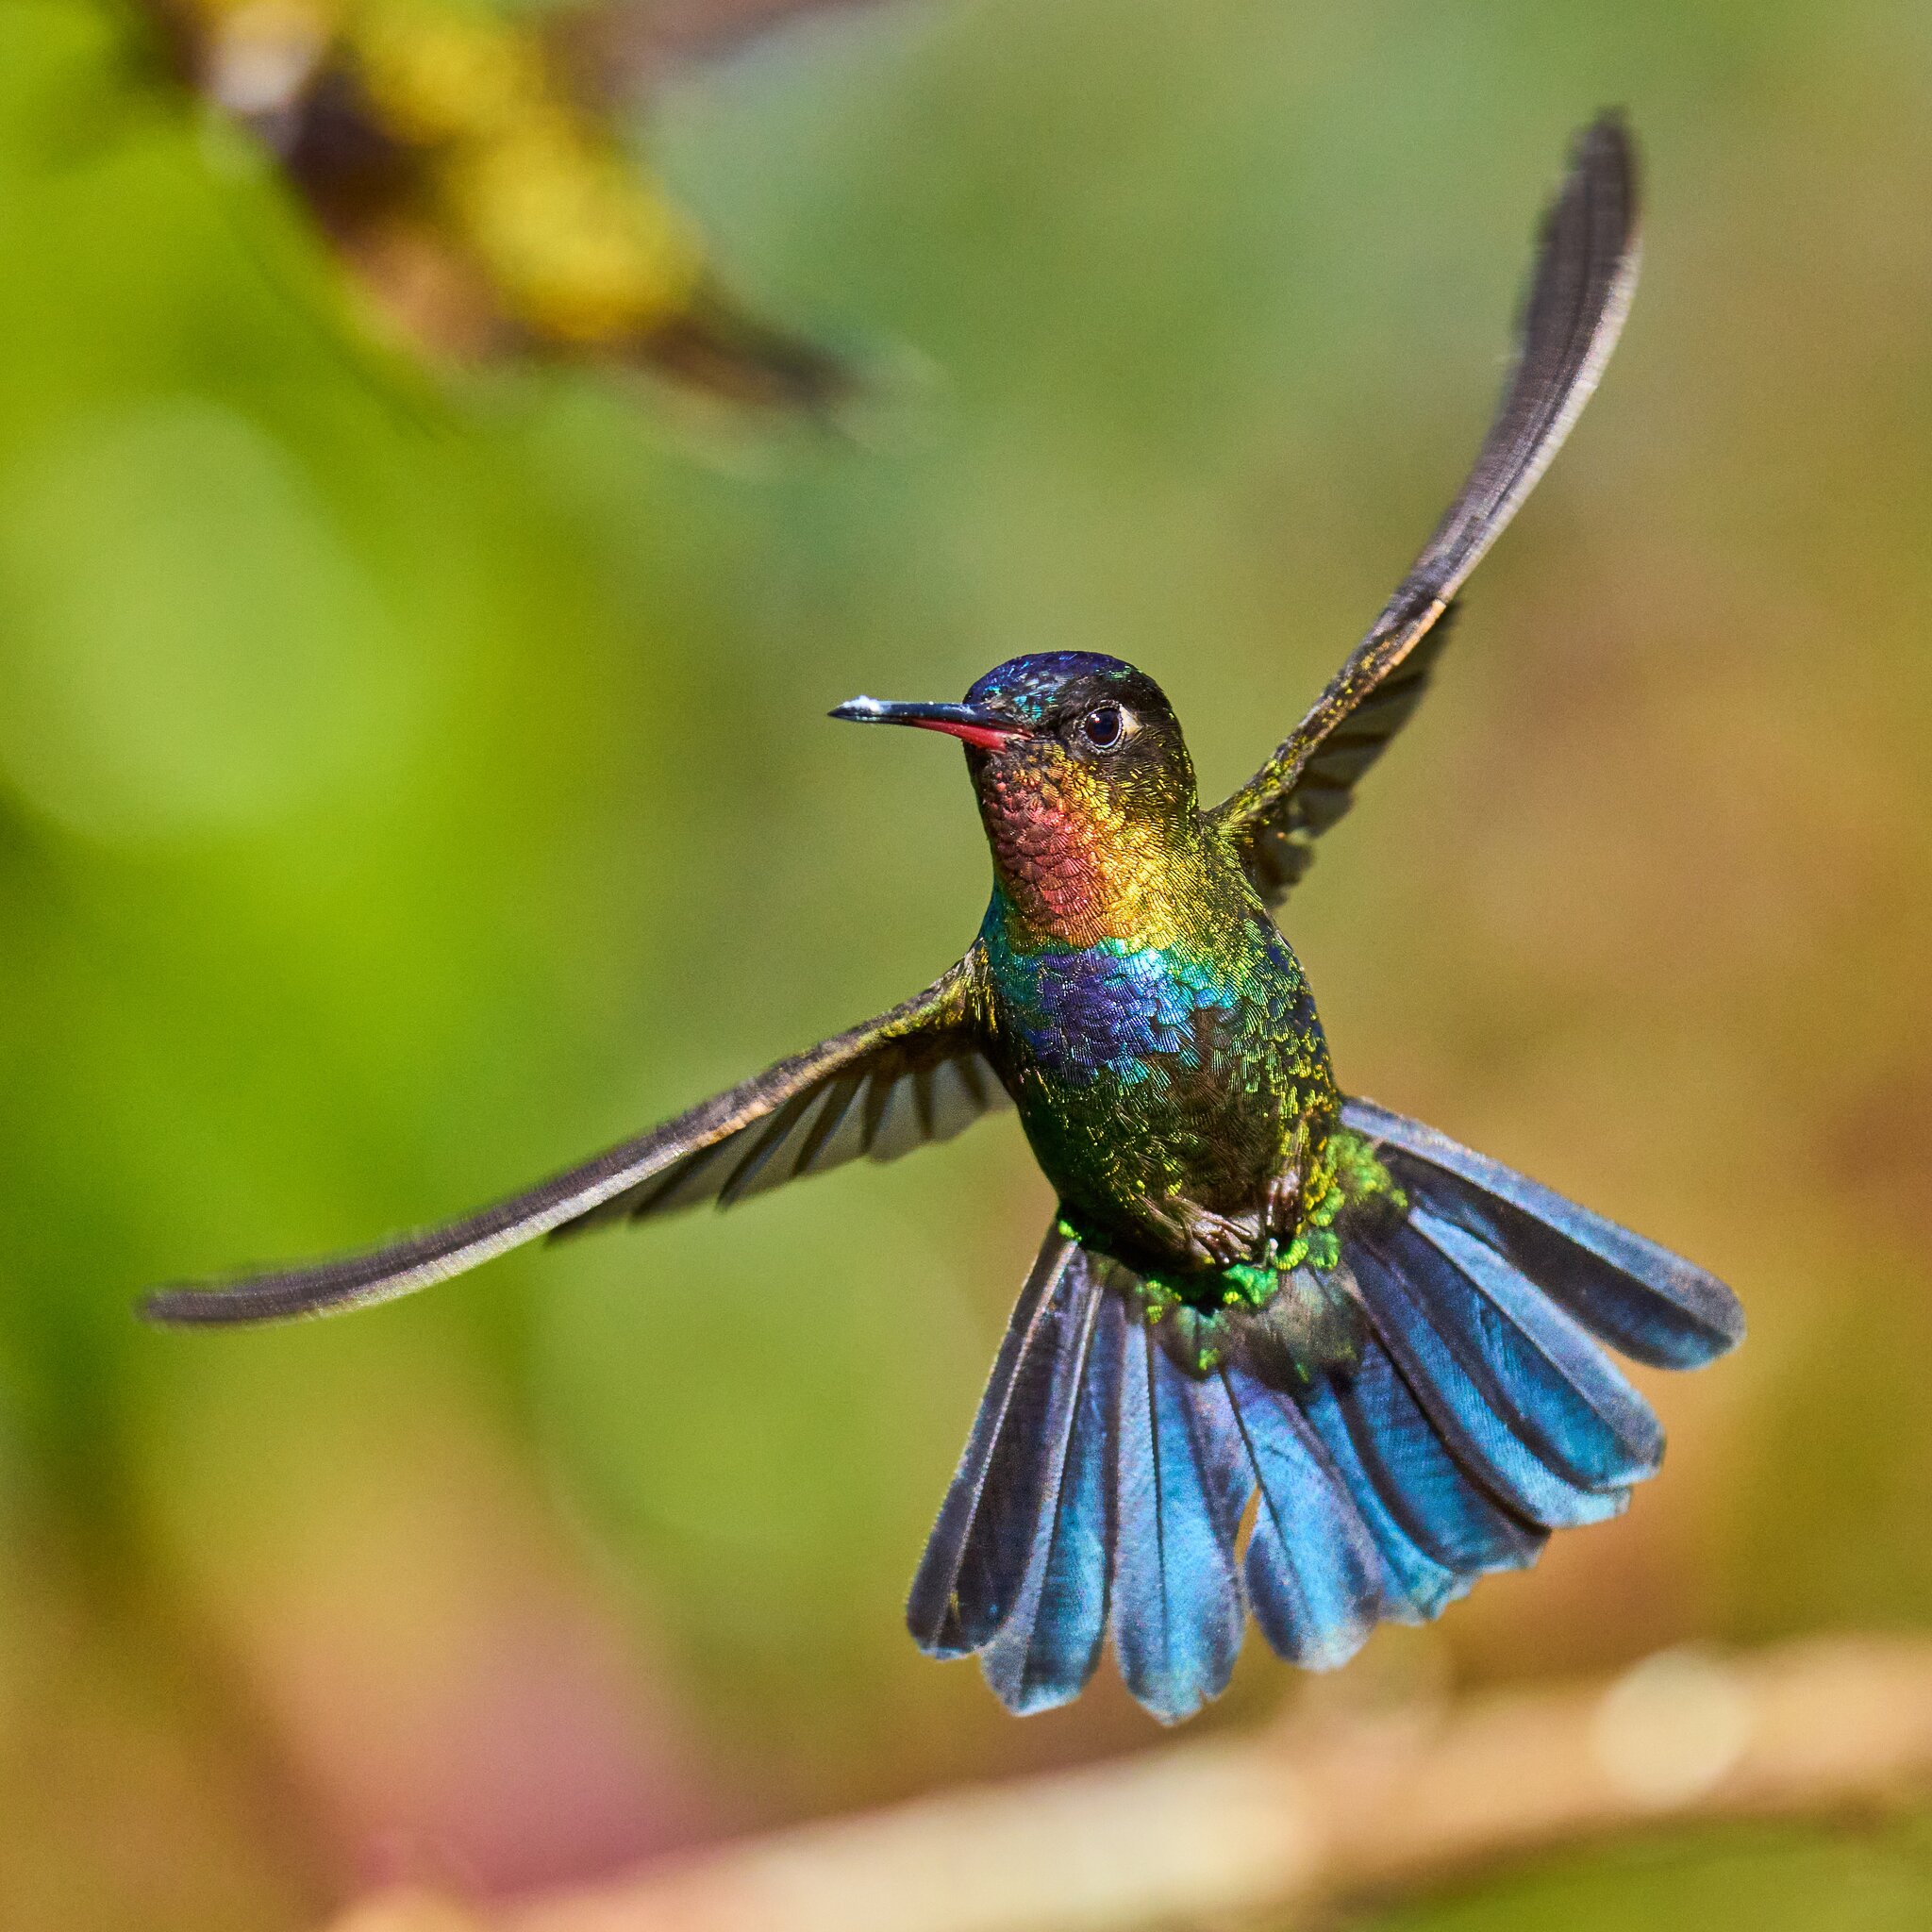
[1262,1166,1303,1241]
[1141,1195,1265,1271]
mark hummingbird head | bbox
[833,652,1202,943]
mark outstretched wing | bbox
[142,957,1004,1326]
[1213,112,1641,905]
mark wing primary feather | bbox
[641,1137,737,1216]
[1213,114,1640,904]
[797,1073,869,1174]
[1392,112,1639,619]
[716,1088,824,1205]
[140,958,992,1326]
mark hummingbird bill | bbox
[145,115,1742,1724]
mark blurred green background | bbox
[1,0,1930,1924]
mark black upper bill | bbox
[829,697,1023,749]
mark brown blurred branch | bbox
[324,1635,1932,1932]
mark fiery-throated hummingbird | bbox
[145,115,1742,1724]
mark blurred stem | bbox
[325,1635,1932,1931]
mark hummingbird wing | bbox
[1210,112,1641,906]
[141,958,1005,1326]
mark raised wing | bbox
[142,958,1004,1326]
[1214,112,1641,904]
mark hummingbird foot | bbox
[1136,1194,1268,1272]
[1260,1165,1304,1243]
[1129,1166,1307,1276]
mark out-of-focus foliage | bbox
[0,0,1929,1924]
[143,0,861,402]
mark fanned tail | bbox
[909,1103,1742,1724]
[1341,1097,1744,1369]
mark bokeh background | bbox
[2,0,1930,1924]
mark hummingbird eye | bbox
[1079,703,1127,752]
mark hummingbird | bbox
[145,115,1742,1724]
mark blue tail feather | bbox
[908,1230,1085,1657]
[1344,1098,1744,1369]
[1297,1361,1480,1623]
[1111,1319,1245,1724]
[980,1281,1122,1714]
[1326,1333,1545,1582]
[1219,1364,1387,1667]
[1351,1233,1628,1529]
[1398,1209,1663,1491]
